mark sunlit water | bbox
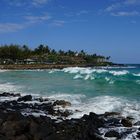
[0,65,140,120]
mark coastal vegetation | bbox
[0,44,112,66]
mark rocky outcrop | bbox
[17,95,32,102]
[0,92,140,140]
[0,109,104,140]
[104,130,120,138]
[121,118,133,127]
[53,100,71,108]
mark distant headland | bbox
[0,44,120,69]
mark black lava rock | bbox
[121,118,132,127]
[105,130,120,138]
[17,95,32,102]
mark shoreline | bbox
[0,64,89,70]
[0,92,140,140]
[0,64,125,70]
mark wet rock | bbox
[82,112,104,128]
[1,120,29,137]
[1,92,140,140]
[104,112,121,117]
[105,118,122,127]
[134,121,140,126]
[137,132,140,138]
[120,128,136,139]
[35,97,49,102]
[126,116,134,120]
[59,110,72,117]
[53,100,71,108]
[105,130,120,138]
[17,95,32,102]
[0,136,8,140]
[121,118,132,127]
[29,120,39,136]
[0,92,20,97]
[75,109,82,112]
[15,134,28,140]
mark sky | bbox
[0,0,140,63]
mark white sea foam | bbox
[68,96,123,118]
[14,69,42,72]
[136,80,140,84]
[52,95,140,121]
[105,77,114,84]
[0,96,19,102]
[109,70,129,76]
[62,67,108,74]
[133,73,140,77]
[39,94,136,120]
[62,67,131,78]
[109,80,114,84]
[63,67,84,73]
[73,74,83,79]
[10,93,139,122]
[0,69,9,72]
[94,69,108,73]
[0,82,21,93]
[48,69,60,74]
[100,126,139,140]
[84,75,91,80]
[48,93,86,105]
[105,77,110,82]
[100,66,136,69]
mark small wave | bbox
[100,126,139,140]
[60,95,140,121]
[136,80,140,85]
[73,74,83,79]
[105,77,110,82]
[109,70,129,76]
[84,75,91,80]
[62,67,108,74]
[105,77,114,84]
[48,69,60,74]
[0,82,22,93]
[63,67,85,74]
[133,73,140,77]
[100,66,136,69]
[48,93,86,105]
[0,69,9,72]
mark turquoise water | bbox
[0,65,140,119]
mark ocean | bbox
[0,65,140,120]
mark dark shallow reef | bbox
[0,92,140,140]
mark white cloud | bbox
[7,0,27,6]
[25,14,51,23]
[124,0,140,5]
[76,10,89,16]
[105,3,121,12]
[5,0,49,7]
[51,20,65,26]
[111,11,139,16]
[0,13,51,33]
[105,0,140,16]
[65,10,89,17]
[0,23,25,33]
[105,0,140,12]
[32,0,49,6]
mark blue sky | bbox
[0,0,140,63]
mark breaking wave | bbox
[45,93,140,122]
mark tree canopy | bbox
[0,44,111,65]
